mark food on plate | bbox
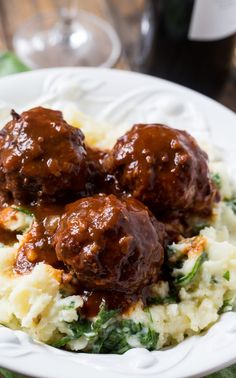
[0,107,89,205]
[105,123,216,217]
[86,146,107,193]
[14,207,63,274]
[0,106,236,354]
[54,194,165,293]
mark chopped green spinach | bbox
[62,301,76,310]
[223,271,230,281]
[92,305,119,331]
[175,252,207,286]
[211,276,219,284]
[225,198,236,215]
[52,335,73,348]
[191,222,209,236]
[218,297,235,314]
[52,304,159,353]
[12,206,33,216]
[211,173,222,190]
[146,295,177,306]
[139,327,159,350]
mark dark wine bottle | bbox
[135,0,236,98]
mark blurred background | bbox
[0,0,235,111]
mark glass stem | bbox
[57,0,78,35]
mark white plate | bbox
[0,67,235,378]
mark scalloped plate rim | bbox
[0,67,235,378]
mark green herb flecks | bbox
[92,304,119,332]
[211,172,222,190]
[139,327,159,350]
[12,206,33,217]
[52,314,93,348]
[167,244,186,267]
[175,252,207,287]
[167,244,178,258]
[218,297,235,314]
[146,295,177,306]
[91,319,158,354]
[225,198,236,215]
[52,335,73,348]
[223,271,230,281]
[62,301,76,310]
[91,319,135,354]
[191,222,209,236]
[211,276,218,284]
[52,304,159,354]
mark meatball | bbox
[54,194,165,294]
[0,107,88,205]
[106,124,216,217]
[86,147,122,196]
[86,146,108,195]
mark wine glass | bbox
[13,0,121,69]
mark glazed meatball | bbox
[106,124,216,217]
[54,194,165,294]
[86,147,122,196]
[0,107,88,205]
[86,146,108,195]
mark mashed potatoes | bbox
[0,210,83,342]
[0,109,236,353]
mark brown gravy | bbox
[0,109,217,319]
[14,204,64,274]
[0,226,17,245]
[80,289,140,317]
[7,202,151,315]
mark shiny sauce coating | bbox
[106,123,217,217]
[0,107,88,205]
[14,204,64,274]
[54,194,165,294]
[0,226,17,245]
[0,109,217,317]
[12,203,147,315]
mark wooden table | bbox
[0,0,235,112]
